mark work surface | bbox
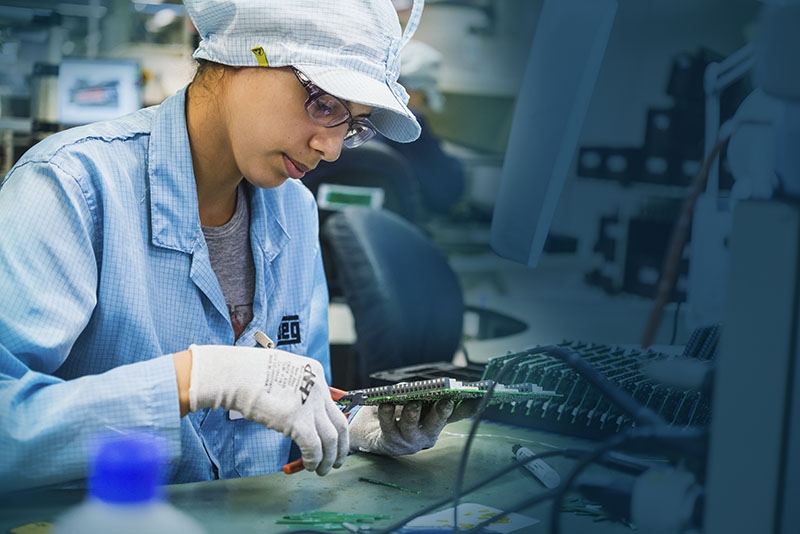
[1,420,636,533]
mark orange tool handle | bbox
[282,458,306,475]
[282,386,350,475]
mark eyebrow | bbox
[346,104,372,120]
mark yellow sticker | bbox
[10,521,53,534]
[250,46,269,67]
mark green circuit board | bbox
[344,378,558,407]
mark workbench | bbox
[1,420,637,533]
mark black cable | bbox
[453,344,669,532]
[350,350,528,533]
[548,425,707,534]
[549,431,634,534]
[300,425,704,534]
[310,344,687,534]
[455,425,706,534]
[478,345,709,534]
[452,350,544,531]
[363,448,578,534]
[541,345,667,428]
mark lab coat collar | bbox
[148,86,202,254]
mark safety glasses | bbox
[292,67,376,149]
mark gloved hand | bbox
[348,399,477,456]
[188,344,348,475]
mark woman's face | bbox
[221,66,373,189]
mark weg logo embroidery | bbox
[277,315,301,346]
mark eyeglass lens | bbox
[343,124,374,148]
[296,68,376,148]
[307,93,349,127]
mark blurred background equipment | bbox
[57,57,142,126]
[0,0,195,173]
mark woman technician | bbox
[0,0,464,492]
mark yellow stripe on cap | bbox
[250,46,269,67]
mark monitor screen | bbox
[57,58,143,126]
[489,0,618,267]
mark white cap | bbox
[184,0,424,143]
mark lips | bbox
[284,155,310,179]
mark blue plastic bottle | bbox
[51,433,205,534]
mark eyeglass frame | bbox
[291,67,376,149]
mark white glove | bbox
[348,399,461,456]
[188,344,348,475]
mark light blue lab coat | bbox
[0,87,331,492]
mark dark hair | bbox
[192,59,240,87]
[193,59,222,81]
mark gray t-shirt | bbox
[202,185,256,340]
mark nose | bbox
[310,125,347,162]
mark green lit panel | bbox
[316,183,384,210]
[325,191,374,206]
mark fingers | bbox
[419,399,453,438]
[435,399,455,419]
[382,401,448,451]
[373,402,421,453]
[312,398,350,475]
[324,397,350,470]
[293,397,349,476]
[448,399,480,423]
[377,402,399,431]
[292,424,324,474]
[312,417,339,476]
[294,419,342,476]
[396,401,423,435]
[364,400,460,456]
